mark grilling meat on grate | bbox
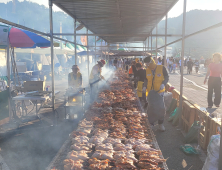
[115,157,136,169]
[70,143,94,151]
[61,70,166,170]
[91,150,114,160]
[67,150,89,160]
[95,143,113,151]
[63,159,83,170]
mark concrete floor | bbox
[0,113,76,170]
[153,120,204,170]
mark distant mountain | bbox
[0,1,222,58]
[158,10,222,58]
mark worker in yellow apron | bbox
[89,59,106,101]
[143,56,169,131]
[135,58,139,63]
[68,65,82,88]
[135,63,147,105]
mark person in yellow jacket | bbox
[143,56,169,131]
[135,58,139,63]
[89,59,106,100]
[68,65,82,88]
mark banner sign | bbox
[0,25,9,48]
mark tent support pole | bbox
[101,40,102,59]
[49,0,56,125]
[143,42,144,59]
[95,36,96,64]
[87,29,89,82]
[145,39,147,58]
[108,52,109,68]
[164,14,168,67]
[151,33,152,56]
[219,123,222,170]
[179,0,187,128]
[156,26,158,58]
[7,37,11,119]
[148,36,149,54]
[104,42,106,63]
[74,19,77,65]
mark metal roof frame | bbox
[53,0,179,43]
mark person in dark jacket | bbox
[131,61,137,88]
[187,58,194,74]
[113,58,118,69]
[125,58,131,71]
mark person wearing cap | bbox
[68,65,82,88]
[143,56,169,131]
[89,59,106,100]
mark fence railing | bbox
[165,83,221,150]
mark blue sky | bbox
[1,0,222,18]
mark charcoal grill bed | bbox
[46,73,168,170]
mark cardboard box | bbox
[23,81,45,92]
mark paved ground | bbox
[153,120,204,170]
[169,66,222,117]
[152,66,214,170]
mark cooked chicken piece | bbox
[78,119,93,127]
[89,136,105,145]
[109,131,126,139]
[89,162,108,170]
[137,150,161,156]
[72,136,89,144]
[91,150,114,160]
[89,159,110,170]
[88,158,100,164]
[139,156,166,163]
[137,161,164,169]
[70,143,94,151]
[63,159,74,170]
[92,129,109,138]
[126,150,137,162]
[125,144,133,150]
[67,150,89,160]
[135,144,151,152]
[71,145,90,151]
[103,138,122,145]
[70,131,87,138]
[113,150,137,162]
[135,144,160,152]
[63,159,83,170]
[76,127,92,135]
[113,143,126,151]
[124,138,147,145]
[95,143,113,151]
[115,157,136,169]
